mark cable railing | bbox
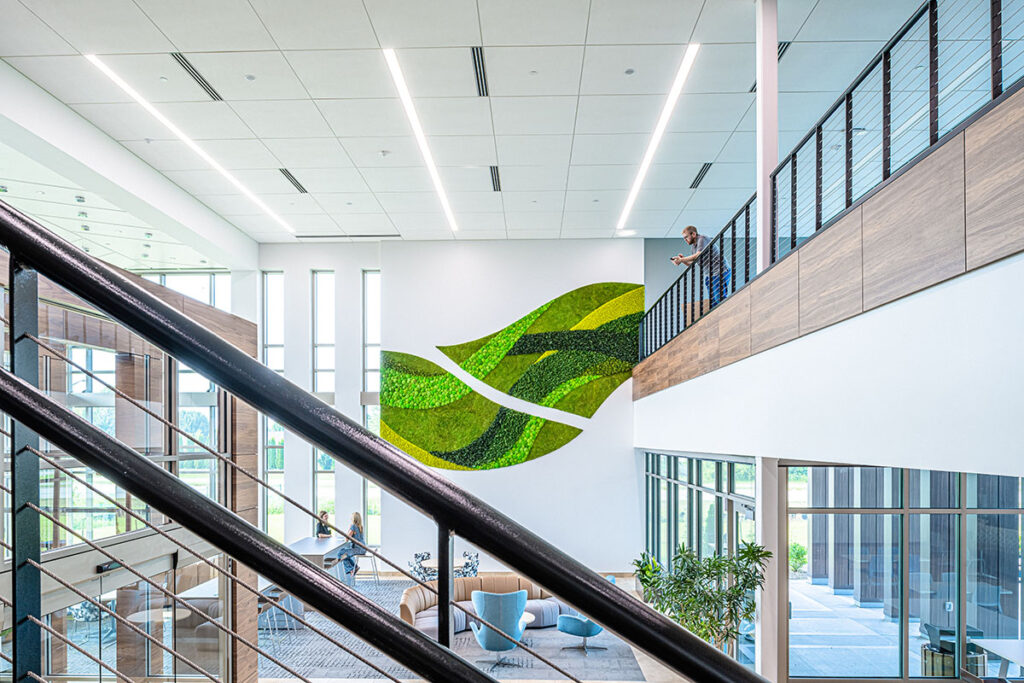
[770,0,1024,263]
[639,194,756,361]
[0,289,587,680]
[640,0,1024,361]
[0,200,766,682]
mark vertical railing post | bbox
[790,157,798,250]
[437,522,454,648]
[814,126,823,230]
[770,174,778,263]
[10,256,41,683]
[744,204,752,284]
[730,221,737,294]
[991,0,1003,99]
[928,0,940,144]
[844,93,854,208]
[682,274,688,331]
[882,50,892,180]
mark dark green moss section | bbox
[510,329,638,364]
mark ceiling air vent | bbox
[471,46,489,97]
[749,41,793,93]
[171,52,223,101]
[690,163,713,189]
[490,166,501,191]
[279,168,308,193]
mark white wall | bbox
[635,251,1024,477]
[381,239,645,572]
[257,243,380,543]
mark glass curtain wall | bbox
[141,272,231,312]
[786,466,1024,680]
[644,452,757,668]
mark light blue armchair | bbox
[469,589,529,671]
[556,575,614,655]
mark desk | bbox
[289,537,347,569]
[178,577,273,601]
[972,639,1024,679]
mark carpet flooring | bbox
[258,579,645,680]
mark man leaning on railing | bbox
[671,224,731,307]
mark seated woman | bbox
[315,510,331,538]
[334,512,366,577]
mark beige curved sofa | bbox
[400,575,578,640]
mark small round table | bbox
[521,612,535,625]
[126,608,192,624]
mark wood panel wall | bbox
[634,86,1024,400]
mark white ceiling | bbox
[0,0,922,247]
[0,139,218,269]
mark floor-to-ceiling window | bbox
[261,271,285,540]
[785,465,1024,680]
[141,272,231,312]
[644,451,757,668]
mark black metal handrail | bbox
[769,0,1024,262]
[0,201,765,683]
[0,367,495,683]
[639,194,756,360]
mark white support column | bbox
[756,456,782,682]
[230,269,258,323]
[755,0,779,272]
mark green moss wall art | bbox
[380,282,644,470]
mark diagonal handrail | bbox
[0,200,766,683]
[0,366,496,683]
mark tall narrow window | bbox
[312,271,335,393]
[362,270,382,546]
[262,272,285,539]
[143,272,231,311]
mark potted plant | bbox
[633,543,771,657]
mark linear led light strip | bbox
[616,43,701,232]
[84,54,295,234]
[383,48,458,233]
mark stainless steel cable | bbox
[25,501,336,683]
[25,557,219,683]
[26,617,134,683]
[5,313,584,680]
[23,449,401,682]
[27,446,580,682]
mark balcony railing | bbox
[640,0,1024,361]
[771,0,1024,262]
[639,194,756,361]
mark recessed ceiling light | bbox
[141,253,149,258]
[81,225,89,231]
[528,70,538,76]
[78,211,88,218]
[74,195,85,203]
[159,75,168,83]
[144,232,153,239]
[36,190,46,196]
[625,68,636,75]
[245,74,256,81]
[143,243,151,248]
[383,48,458,233]
[85,53,295,234]
[83,246,90,253]
[616,43,700,232]
[200,259,207,264]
